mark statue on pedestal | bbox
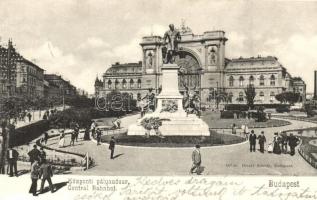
[162,24,181,64]
[179,67,200,115]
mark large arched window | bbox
[239,76,244,87]
[270,75,275,86]
[115,79,119,89]
[122,79,127,89]
[107,80,112,89]
[137,79,141,89]
[249,76,254,86]
[229,76,234,87]
[130,79,134,89]
[259,75,265,86]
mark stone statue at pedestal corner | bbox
[162,24,181,64]
[146,50,153,69]
[208,46,217,65]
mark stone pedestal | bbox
[128,64,209,136]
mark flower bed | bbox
[100,130,245,147]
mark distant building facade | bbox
[43,80,60,98]
[96,25,306,106]
[44,74,77,98]
[0,39,44,98]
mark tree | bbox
[244,84,256,110]
[275,92,300,105]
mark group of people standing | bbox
[271,132,300,156]
[248,130,300,155]
[28,144,54,196]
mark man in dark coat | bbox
[39,147,46,162]
[39,159,54,193]
[27,112,32,122]
[74,123,79,142]
[109,136,116,159]
[28,145,41,165]
[43,132,49,144]
[190,144,202,175]
[249,130,257,152]
[96,128,102,145]
[70,131,76,146]
[257,131,266,153]
[6,146,19,177]
[288,133,300,156]
[281,133,289,154]
[29,159,40,196]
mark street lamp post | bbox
[216,81,219,110]
[197,68,204,118]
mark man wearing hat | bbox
[28,145,41,166]
[109,136,116,159]
[288,133,300,156]
[190,144,202,175]
[249,130,257,152]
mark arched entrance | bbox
[174,50,201,92]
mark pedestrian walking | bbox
[241,124,249,139]
[29,159,40,196]
[43,132,49,144]
[232,123,237,134]
[39,159,55,193]
[70,131,76,146]
[273,132,282,154]
[96,128,102,145]
[190,144,202,175]
[288,133,300,156]
[109,136,116,159]
[27,113,32,122]
[257,131,266,153]
[84,126,90,140]
[6,146,19,177]
[249,130,256,152]
[28,145,41,166]
[90,121,96,138]
[58,131,65,148]
[39,147,46,162]
[74,122,79,142]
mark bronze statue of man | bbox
[162,24,181,64]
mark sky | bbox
[1,0,317,94]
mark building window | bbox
[137,79,141,89]
[270,91,275,102]
[270,75,275,86]
[107,80,112,89]
[238,91,244,102]
[259,91,265,102]
[228,92,233,103]
[115,79,119,89]
[229,76,234,87]
[239,76,244,87]
[259,75,265,86]
[122,79,127,89]
[249,76,254,86]
[130,79,134,89]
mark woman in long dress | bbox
[58,130,65,148]
[273,132,281,154]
